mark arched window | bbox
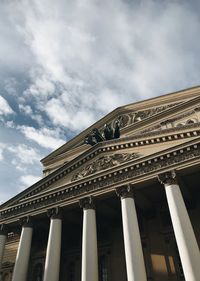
[32,263,43,281]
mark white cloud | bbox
[5,121,15,128]
[20,174,41,190]
[4,78,18,96]
[1,0,200,204]
[7,144,42,165]
[8,0,199,135]
[45,94,96,130]
[18,125,65,149]
[0,2,33,74]
[0,143,6,161]
[19,104,33,115]
[0,96,14,115]
[3,144,42,172]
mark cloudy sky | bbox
[0,0,200,204]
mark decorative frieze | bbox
[14,124,200,203]
[71,153,141,182]
[141,108,200,134]
[1,142,200,221]
[111,103,181,129]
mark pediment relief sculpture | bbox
[84,103,181,146]
[111,102,182,129]
[141,106,200,134]
[71,152,142,182]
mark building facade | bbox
[1,86,200,281]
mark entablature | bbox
[1,137,200,224]
[41,94,200,176]
[1,122,200,211]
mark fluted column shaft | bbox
[117,185,147,281]
[43,207,62,281]
[12,218,33,281]
[159,171,200,281]
[80,196,98,281]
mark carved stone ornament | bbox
[141,107,200,134]
[116,184,134,199]
[0,224,7,235]
[19,215,33,228]
[111,103,181,129]
[158,170,178,186]
[79,196,95,210]
[47,206,62,219]
[71,153,141,182]
[1,143,200,220]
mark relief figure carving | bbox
[71,152,141,181]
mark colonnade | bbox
[0,171,200,281]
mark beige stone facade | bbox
[1,86,200,280]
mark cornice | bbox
[41,87,200,164]
[123,95,200,136]
[124,86,200,110]
[1,123,200,210]
[42,143,90,167]
[1,138,200,223]
[40,106,130,164]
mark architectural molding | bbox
[124,94,200,136]
[98,102,182,133]
[71,152,141,182]
[0,224,7,235]
[116,184,134,199]
[158,170,177,186]
[2,121,200,210]
[1,140,200,222]
[142,107,200,134]
[47,207,62,219]
[79,196,95,210]
[19,216,32,228]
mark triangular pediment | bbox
[1,126,200,210]
[41,86,200,176]
[1,86,200,212]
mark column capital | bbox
[0,224,8,235]
[116,184,134,199]
[158,170,178,185]
[47,206,62,219]
[79,196,95,210]
[19,216,33,228]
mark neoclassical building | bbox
[1,86,200,281]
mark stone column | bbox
[0,225,7,269]
[43,207,62,281]
[12,217,33,281]
[158,170,200,281]
[79,196,98,281]
[0,224,7,281]
[116,185,147,281]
